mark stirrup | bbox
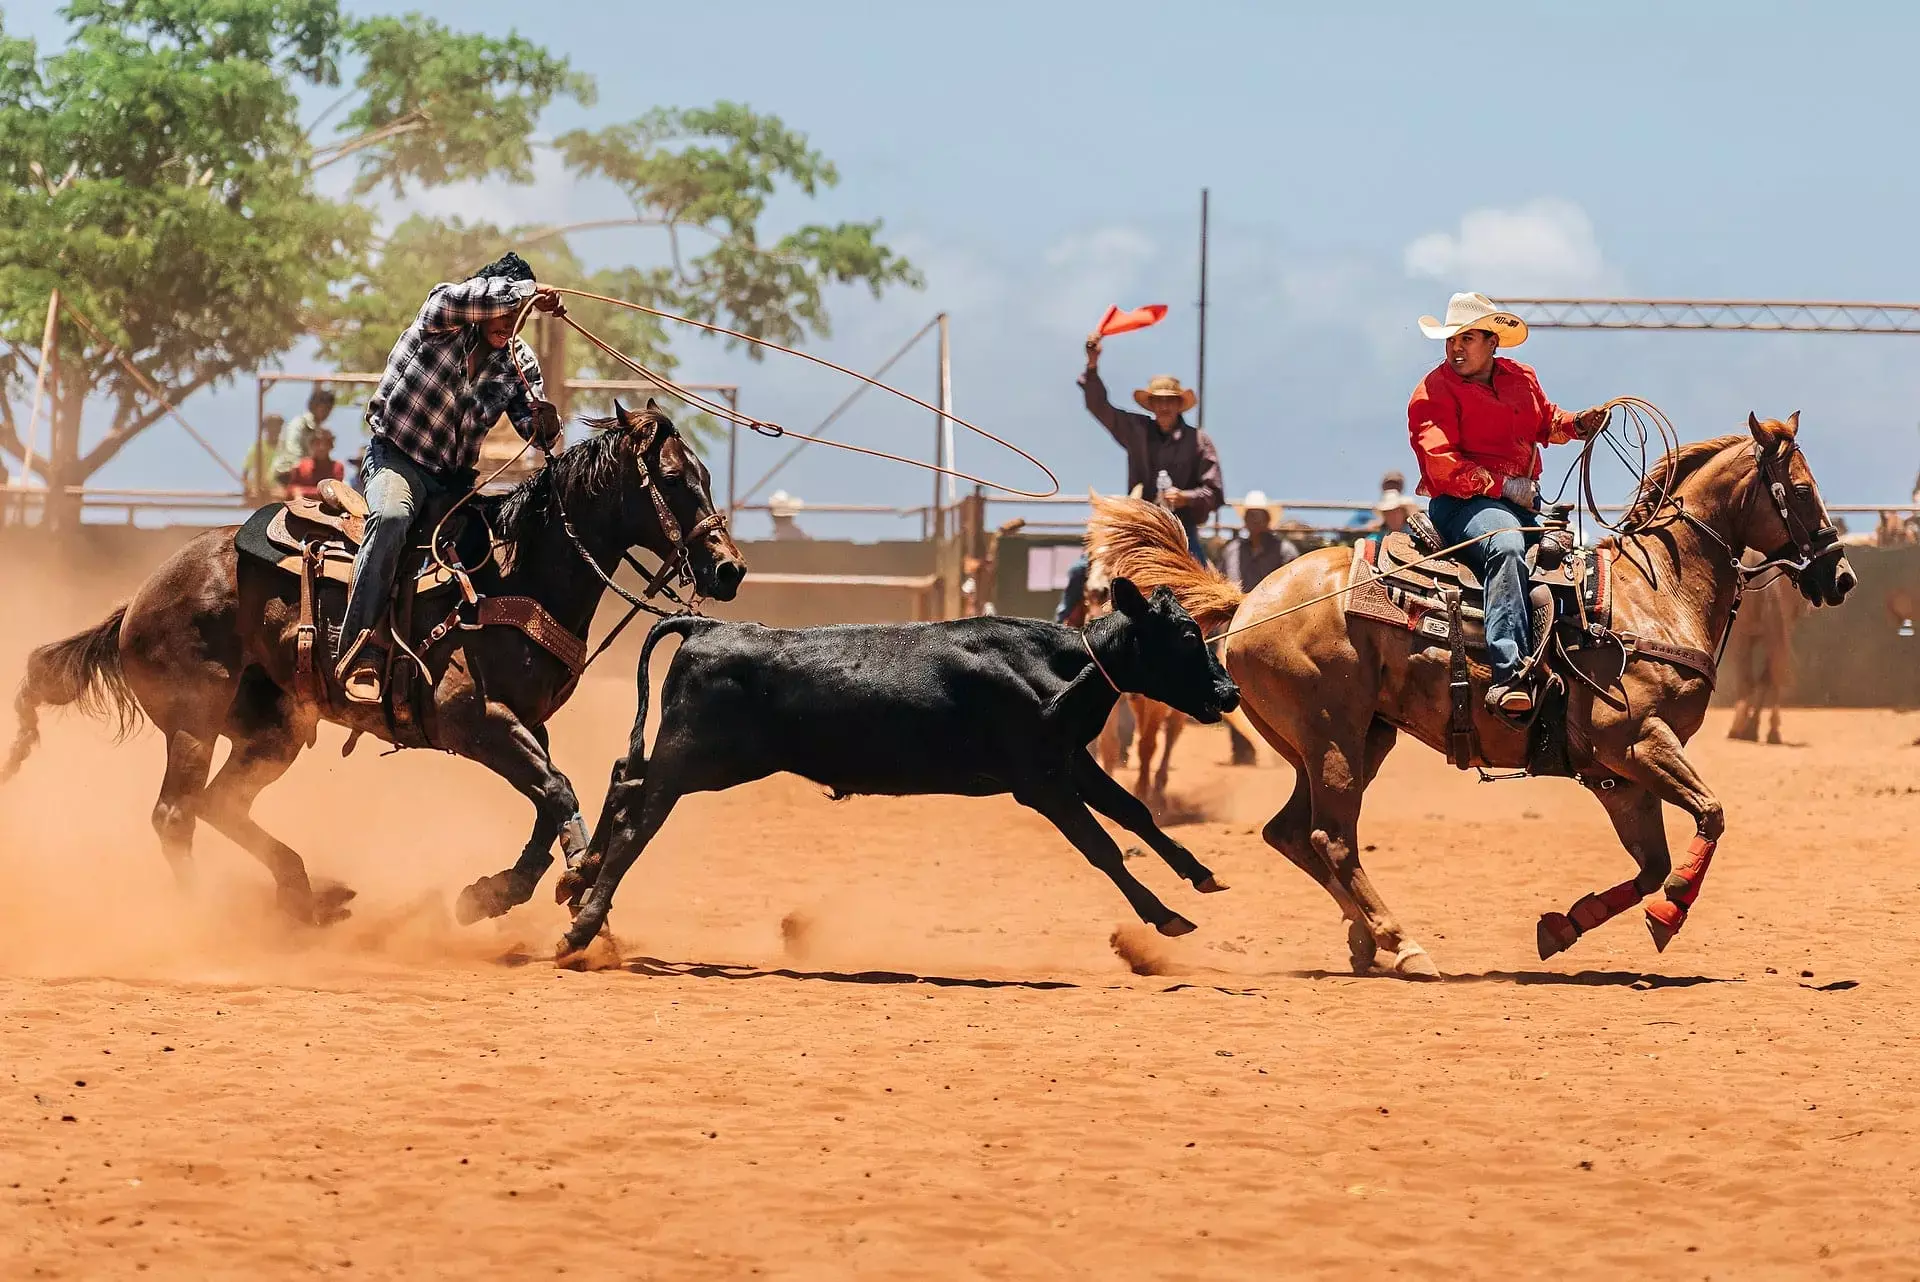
[1486,683,1534,718]
[336,629,385,706]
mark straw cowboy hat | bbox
[1418,292,1528,347]
[1234,489,1285,523]
[1132,374,1198,413]
[769,490,804,519]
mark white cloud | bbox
[1403,198,1618,295]
[1034,226,1158,337]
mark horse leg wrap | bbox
[1537,879,1641,959]
[559,811,590,871]
[1645,835,1717,951]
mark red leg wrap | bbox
[1568,879,1643,933]
[1645,836,1717,950]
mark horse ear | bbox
[1110,576,1148,617]
[1786,409,1801,435]
[646,397,660,413]
[613,398,630,426]
[1747,411,1769,449]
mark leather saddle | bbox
[238,479,495,598]
[1348,509,1612,648]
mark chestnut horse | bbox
[1092,414,1855,977]
[1725,552,1811,744]
[3,403,744,926]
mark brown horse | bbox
[2,403,744,926]
[1725,551,1811,744]
[1092,414,1855,977]
[1083,557,1186,811]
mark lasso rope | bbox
[546,286,1061,499]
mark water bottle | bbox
[1154,469,1174,509]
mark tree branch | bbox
[71,370,220,481]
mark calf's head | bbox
[1101,577,1240,722]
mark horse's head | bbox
[606,399,746,601]
[1745,411,1856,608]
[1101,577,1240,723]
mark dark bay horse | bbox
[1093,414,1855,977]
[3,402,744,926]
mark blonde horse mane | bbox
[1085,495,1244,633]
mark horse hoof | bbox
[1195,875,1229,894]
[1157,914,1197,938]
[1392,945,1441,980]
[1536,912,1578,960]
[1644,902,1685,953]
[554,939,593,971]
[1347,919,1378,975]
[455,877,510,926]
[310,879,356,927]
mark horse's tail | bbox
[621,615,720,783]
[1086,496,1245,633]
[2,605,141,784]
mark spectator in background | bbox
[1224,491,1302,591]
[284,427,344,500]
[346,448,366,493]
[770,490,812,541]
[1366,480,1417,544]
[1079,337,1224,565]
[243,413,285,502]
[271,386,337,485]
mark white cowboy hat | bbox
[1374,488,1416,515]
[768,490,804,518]
[1131,374,1198,413]
[1233,490,1284,522]
[1418,292,1528,347]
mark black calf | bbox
[558,578,1240,956]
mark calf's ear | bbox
[1110,576,1148,617]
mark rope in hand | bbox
[1209,394,1681,644]
[544,286,1061,499]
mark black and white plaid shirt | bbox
[365,276,546,477]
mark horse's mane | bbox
[487,408,669,551]
[1622,432,1747,525]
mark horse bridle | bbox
[1662,437,1842,589]
[549,418,730,622]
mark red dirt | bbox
[2,602,1916,1277]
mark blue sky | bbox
[8,1,1920,534]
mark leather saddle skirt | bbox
[1346,527,1613,650]
[233,486,495,597]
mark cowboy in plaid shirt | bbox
[339,251,566,703]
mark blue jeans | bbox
[1428,495,1534,684]
[340,438,451,651]
[1183,519,1210,567]
[1055,556,1089,624]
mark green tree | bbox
[323,103,923,436]
[0,1,586,527]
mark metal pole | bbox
[1196,188,1210,430]
[931,311,948,540]
[726,390,739,519]
[254,376,267,499]
[938,313,954,505]
[22,289,57,485]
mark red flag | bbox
[1093,303,1168,338]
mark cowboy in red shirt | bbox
[1408,293,1608,716]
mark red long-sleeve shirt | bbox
[1407,358,1579,499]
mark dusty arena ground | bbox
[2,613,1917,1277]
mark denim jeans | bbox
[1427,494,1534,684]
[340,437,451,651]
[1055,556,1089,624]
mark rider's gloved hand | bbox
[1500,475,1541,510]
[1574,406,1610,438]
[530,399,565,450]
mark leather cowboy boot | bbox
[336,630,386,706]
